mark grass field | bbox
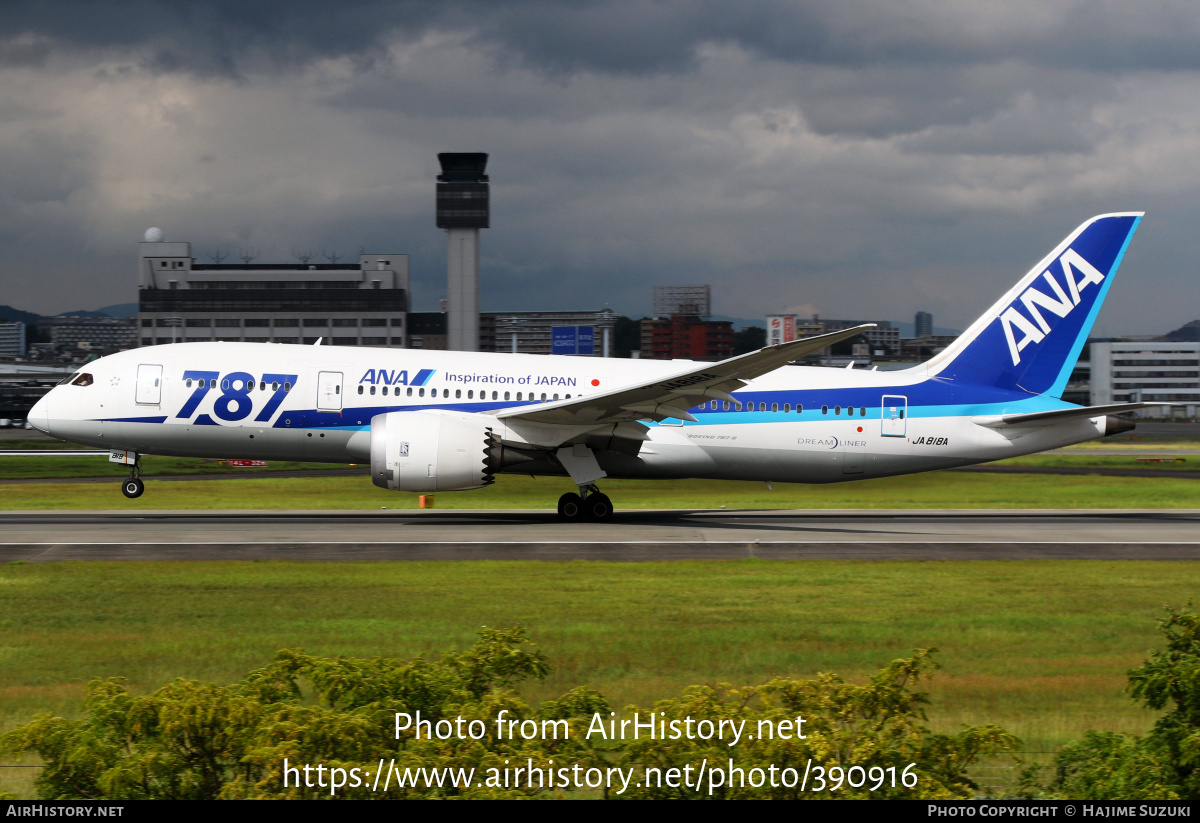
[2,468,1197,510]
[0,439,1196,481]
[2,439,1197,797]
[0,560,1189,762]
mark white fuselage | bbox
[31,342,1108,485]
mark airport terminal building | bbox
[137,235,409,348]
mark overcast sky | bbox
[1,0,1198,334]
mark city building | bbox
[915,311,933,338]
[406,312,448,350]
[765,315,826,347]
[0,322,26,357]
[488,310,618,356]
[640,315,734,360]
[1090,341,1200,419]
[653,286,711,319]
[820,318,901,355]
[898,334,958,359]
[406,310,618,356]
[136,232,409,348]
[42,316,136,352]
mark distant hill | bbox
[56,302,137,319]
[1163,319,1200,342]
[94,302,137,318]
[0,305,39,325]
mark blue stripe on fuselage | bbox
[266,376,1076,431]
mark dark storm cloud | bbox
[9,1,1200,79]
[1,1,1199,333]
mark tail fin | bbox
[925,212,1143,397]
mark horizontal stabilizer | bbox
[975,402,1166,428]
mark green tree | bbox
[612,316,644,358]
[1036,605,1200,800]
[733,326,766,355]
[1,627,608,800]
[617,649,1016,799]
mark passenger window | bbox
[284,382,292,390]
[210,379,217,389]
[468,390,473,399]
[784,403,790,412]
[456,389,461,399]
[860,407,866,416]
[370,385,376,395]
[797,404,803,413]
[771,403,777,412]
[723,401,730,410]
[505,391,510,400]
[541,393,547,401]
[272,382,279,391]
[260,382,266,391]
[382,386,388,396]
[553,393,559,400]
[443,389,449,398]
[419,388,425,397]
[517,392,523,400]
[566,394,571,399]
[186,379,193,388]
[407,387,413,397]
[822,405,828,414]
[357,385,363,395]
[493,391,498,400]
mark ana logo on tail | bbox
[997,248,1106,366]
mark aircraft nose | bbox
[28,392,51,434]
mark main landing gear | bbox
[557,484,614,522]
[121,459,144,499]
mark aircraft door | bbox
[135,364,163,405]
[317,371,344,411]
[881,395,907,437]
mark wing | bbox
[496,324,875,426]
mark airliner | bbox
[29,213,1154,520]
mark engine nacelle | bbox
[370,410,503,492]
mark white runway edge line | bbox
[2,541,1199,546]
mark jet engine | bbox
[370,410,530,492]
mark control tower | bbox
[436,153,489,351]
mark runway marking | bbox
[3,541,1199,546]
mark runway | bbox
[2,509,1198,562]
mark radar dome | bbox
[143,227,165,243]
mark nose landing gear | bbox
[120,458,144,499]
[557,485,613,522]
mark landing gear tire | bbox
[558,492,584,521]
[121,477,145,499]
[583,492,614,522]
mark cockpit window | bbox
[71,373,94,387]
[57,373,78,386]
